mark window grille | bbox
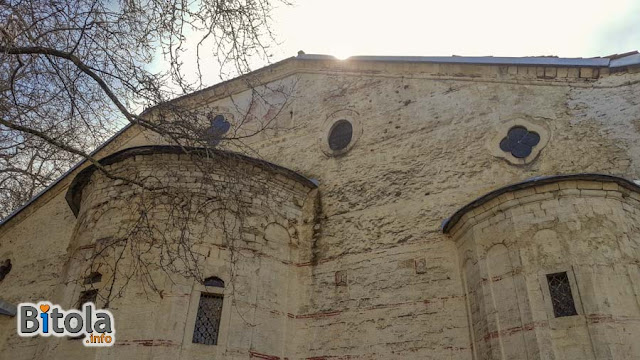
[546,272,578,317]
[192,294,224,345]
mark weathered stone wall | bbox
[0,125,163,360]
[67,150,317,360]
[236,64,640,359]
[449,178,640,360]
[1,149,317,360]
[2,58,640,359]
[0,193,77,360]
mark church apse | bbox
[444,174,640,360]
[61,145,318,359]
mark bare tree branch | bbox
[1,0,298,311]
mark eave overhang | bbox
[65,145,317,216]
[441,173,640,234]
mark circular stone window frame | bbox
[319,109,362,157]
[488,119,550,165]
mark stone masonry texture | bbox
[1,57,640,359]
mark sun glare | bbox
[332,50,352,60]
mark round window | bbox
[328,120,353,151]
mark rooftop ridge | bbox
[298,51,640,68]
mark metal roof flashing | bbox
[610,53,640,68]
[297,52,640,69]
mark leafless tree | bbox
[1,0,300,311]
[1,0,291,216]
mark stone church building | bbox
[1,52,640,359]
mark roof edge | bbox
[145,50,640,115]
[441,173,640,234]
[299,51,640,68]
[141,56,297,115]
[4,50,640,228]
[65,145,317,216]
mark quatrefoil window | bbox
[499,126,540,158]
[205,113,231,146]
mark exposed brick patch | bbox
[250,351,281,359]
[295,310,342,319]
[116,339,178,347]
[482,321,548,342]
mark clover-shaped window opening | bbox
[205,113,231,146]
[0,259,11,282]
[328,120,353,151]
[499,126,541,159]
[203,276,225,288]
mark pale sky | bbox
[159,0,640,89]
[271,0,640,59]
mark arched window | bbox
[193,276,225,345]
[546,272,577,317]
[203,276,224,288]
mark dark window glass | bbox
[499,126,540,158]
[206,113,231,146]
[203,276,225,288]
[547,272,578,317]
[0,259,11,282]
[192,294,224,345]
[84,272,102,285]
[328,120,353,151]
[77,289,98,308]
